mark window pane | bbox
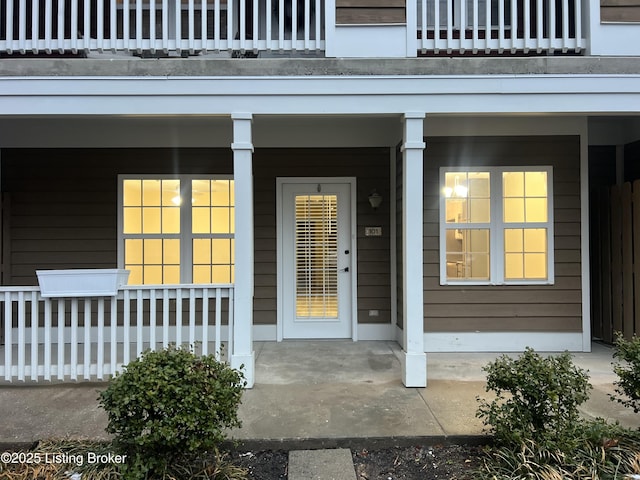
[212,239,231,264]
[504,229,523,253]
[127,265,143,285]
[524,253,547,279]
[445,229,489,280]
[525,171,547,197]
[164,265,180,284]
[469,198,490,223]
[445,198,466,224]
[444,172,490,224]
[123,208,142,234]
[123,180,142,207]
[505,253,524,278]
[143,239,163,264]
[503,172,524,197]
[193,265,211,283]
[193,239,211,264]
[145,266,162,285]
[162,207,180,234]
[212,208,231,234]
[142,180,161,206]
[504,228,547,280]
[524,228,547,252]
[125,239,143,264]
[525,198,547,222]
[192,180,210,206]
[164,239,181,265]
[142,207,161,233]
[193,207,211,233]
[468,172,490,197]
[504,198,525,223]
[162,180,181,207]
[212,265,231,283]
[212,180,232,207]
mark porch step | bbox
[288,449,357,480]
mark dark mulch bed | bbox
[232,444,484,480]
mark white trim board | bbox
[423,332,587,352]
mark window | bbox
[119,176,234,285]
[439,166,553,285]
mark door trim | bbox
[276,177,358,341]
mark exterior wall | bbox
[600,0,640,22]
[423,135,582,333]
[253,147,392,327]
[1,147,392,330]
[336,0,406,24]
[1,148,233,286]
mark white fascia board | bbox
[1,74,640,116]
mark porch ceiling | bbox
[0,114,404,148]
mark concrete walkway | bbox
[0,341,638,451]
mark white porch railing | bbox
[417,0,585,53]
[0,0,324,54]
[0,284,234,382]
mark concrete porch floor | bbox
[0,341,638,449]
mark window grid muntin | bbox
[439,166,554,286]
[119,175,234,286]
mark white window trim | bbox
[117,174,234,285]
[439,166,554,286]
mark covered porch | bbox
[0,113,427,388]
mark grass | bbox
[477,422,640,480]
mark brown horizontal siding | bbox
[2,148,233,286]
[336,0,405,24]
[423,136,582,334]
[601,0,640,22]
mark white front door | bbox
[281,181,354,339]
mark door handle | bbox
[339,267,349,273]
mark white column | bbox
[231,113,255,388]
[401,112,427,387]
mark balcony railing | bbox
[0,0,325,54]
[0,0,585,57]
[417,0,585,53]
[0,284,234,382]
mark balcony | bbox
[0,0,589,56]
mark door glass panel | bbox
[295,194,338,319]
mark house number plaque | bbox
[365,227,382,237]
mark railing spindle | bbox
[136,289,143,356]
[84,298,91,380]
[189,288,196,347]
[97,298,105,380]
[57,299,65,380]
[176,287,183,347]
[30,291,39,381]
[17,292,26,381]
[110,296,117,376]
[215,287,222,360]
[44,298,51,381]
[4,292,13,381]
[150,288,157,350]
[162,287,170,348]
[202,288,209,356]
[71,298,79,381]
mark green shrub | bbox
[476,348,591,451]
[611,332,640,413]
[98,345,246,479]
